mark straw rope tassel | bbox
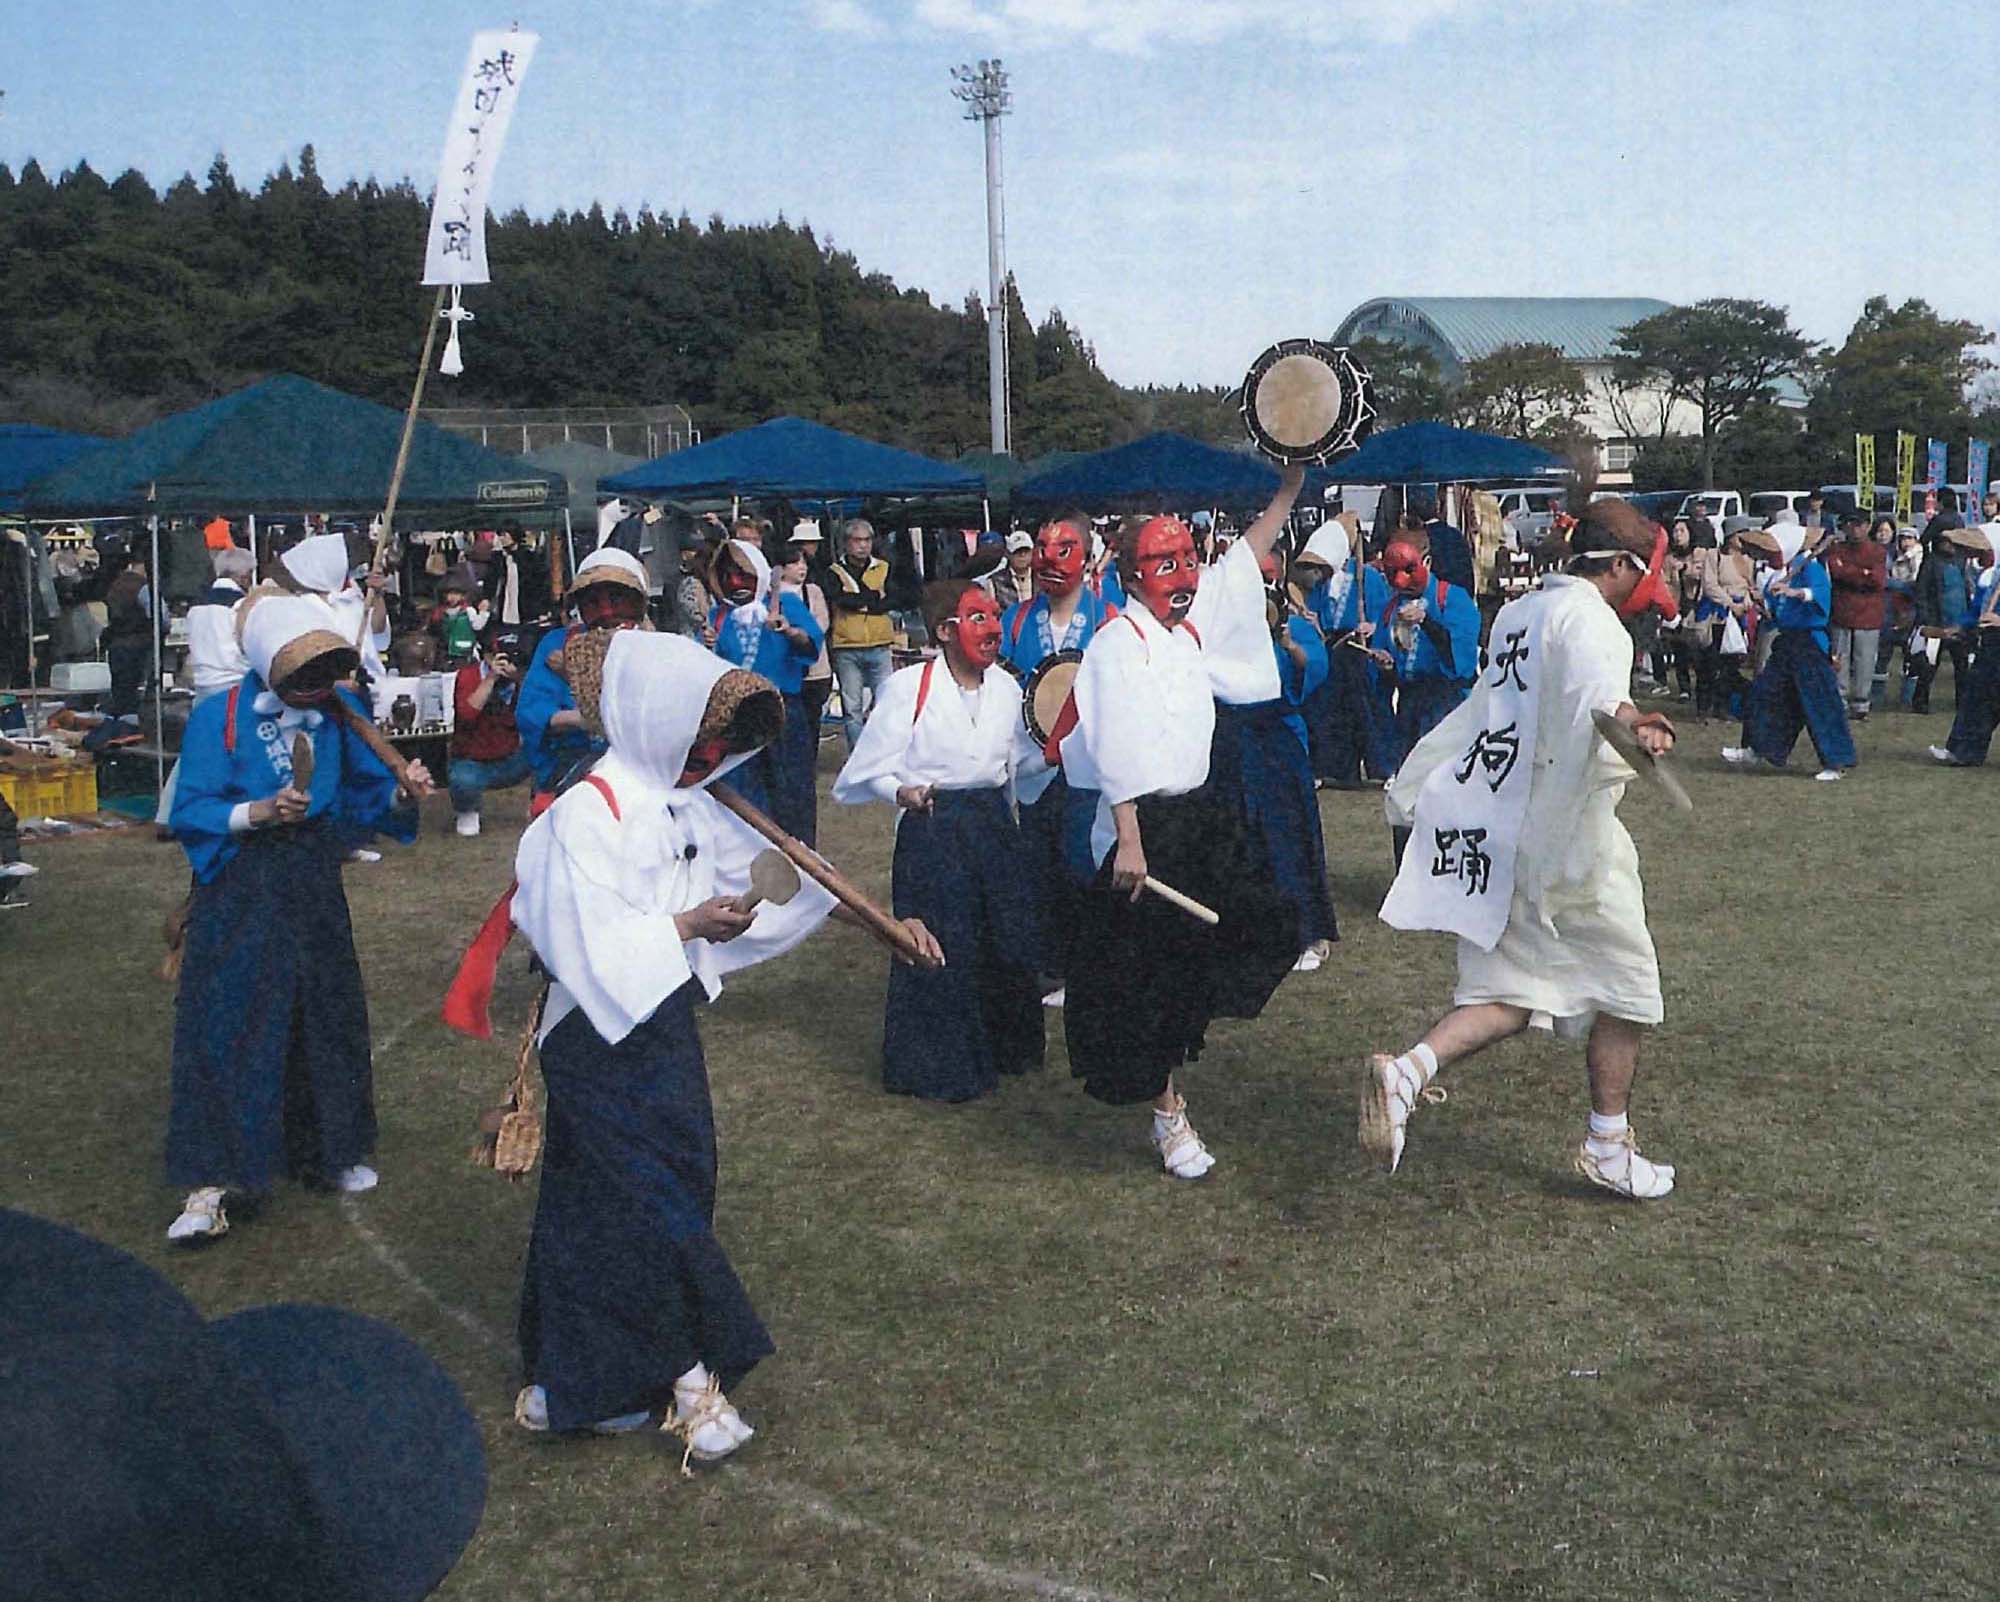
[470,986,548,1177]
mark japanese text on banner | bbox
[423,30,540,286]
[1855,434,1874,513]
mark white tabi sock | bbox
[1586,1110,1630,1158]
[1391,1043,1439,1099]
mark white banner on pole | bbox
[422,28,539,287]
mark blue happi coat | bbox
[517,625,607,793]
[709,593,825,844]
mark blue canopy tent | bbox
[20,374,563,517]
[602,416,984,502]
[1317,422,1568,485]
[18,377,562,785]
[1,425,105,513]
[1012,431,1292,513]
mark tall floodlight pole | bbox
[952,58,1012,456]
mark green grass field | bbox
[4,702,1995,1601]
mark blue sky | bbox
[7,0,1999,387]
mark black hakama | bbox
[166,821,376,1190]
[1015,772,1095,981]
[1210,700,1337,950]
[519,983,774,1432]
[883,787,1044,1102]
[768,689,820,847]
[1306,642,1396,785]
[1386,677,1465,773]
[1944,630,2000,764]
[1064,787,1298,1106]
[1742,632,1858,770]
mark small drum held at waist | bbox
[1021,649,1084,748]
[1240,339,1376,466]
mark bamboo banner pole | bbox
[359,286,448,647]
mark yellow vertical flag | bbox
[1855,434,1875,514]
[1895,432,1917,525]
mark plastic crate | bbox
[58,764,99,815]
[0,761,97,818]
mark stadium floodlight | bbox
[951,59,1013,457]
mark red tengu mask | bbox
[713,552,759,606]
[1382,541,1430,595]
[1033,521,1087,595]
[1131,517,1199,623]
[942,587,1002,671]
[576,586,647,631]
[1616,528,1679,622]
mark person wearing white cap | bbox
[785,522,836,741]
[162,595,434,1245]
[991,530,1036,610]
[262,531,392,685]
[514,546,651,801]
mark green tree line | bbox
[0,149,1241,457]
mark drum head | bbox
[1240,339,1376,465]
[1021,649,1084,746]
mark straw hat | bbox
[1941,524,1993,557]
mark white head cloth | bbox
[573,546,649,591]
[720,538,772,625]
[241,593,342,686]
[1769,524,1806,569]
[281,533,353,595]
[1303,522,1352,571]
[512,628,832,1045]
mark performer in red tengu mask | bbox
[1059,471,1308,1179]
[833,580,1048,1101]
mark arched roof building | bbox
[1330,297,1674,386]
[1330,296,1691,484]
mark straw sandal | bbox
[663,1373,752,1474]
[1573,1127,1675,1200]
[1151,1092,1215,1179]
[166,1187,229,1244]
[1358,1053,1446,1175]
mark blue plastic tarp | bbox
[602,416,984,501]
[1317,422,1567,485]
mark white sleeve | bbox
[831,664,920,807]
[699,800,837,980]
[512,799,694,1047]
[1071,623,1156,808]
[1190,538,1282,702]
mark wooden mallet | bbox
[732,849,803,916]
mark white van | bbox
[1747,491,1811,523]
[1677,490,1744,524]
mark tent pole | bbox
[982,496,991,530]
[563,508,577,590]
[363,285,449,645]
[19,540,38,737]
[148,487,164,791]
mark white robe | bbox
[511,633,834,1045]
[1065,538,1275,864]
[1384,575,1661,1031]
[830,658,1039,815]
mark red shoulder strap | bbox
[581,773,621,821]
[1007,601,1030,647]
[912,657,938,725]
[1436,579,1452,606]
[223,683,241,754]
[1181,620,1202,648]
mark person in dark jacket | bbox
[102,553,154,716]
[1824,511,1887,718]
[1909,521,1974,714]
[1410,498,1476,595]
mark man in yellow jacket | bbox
[826,518,896,750]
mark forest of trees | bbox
[0,149,1240,456]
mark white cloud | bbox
[911,0,1532,54]
[809,0,889,36]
